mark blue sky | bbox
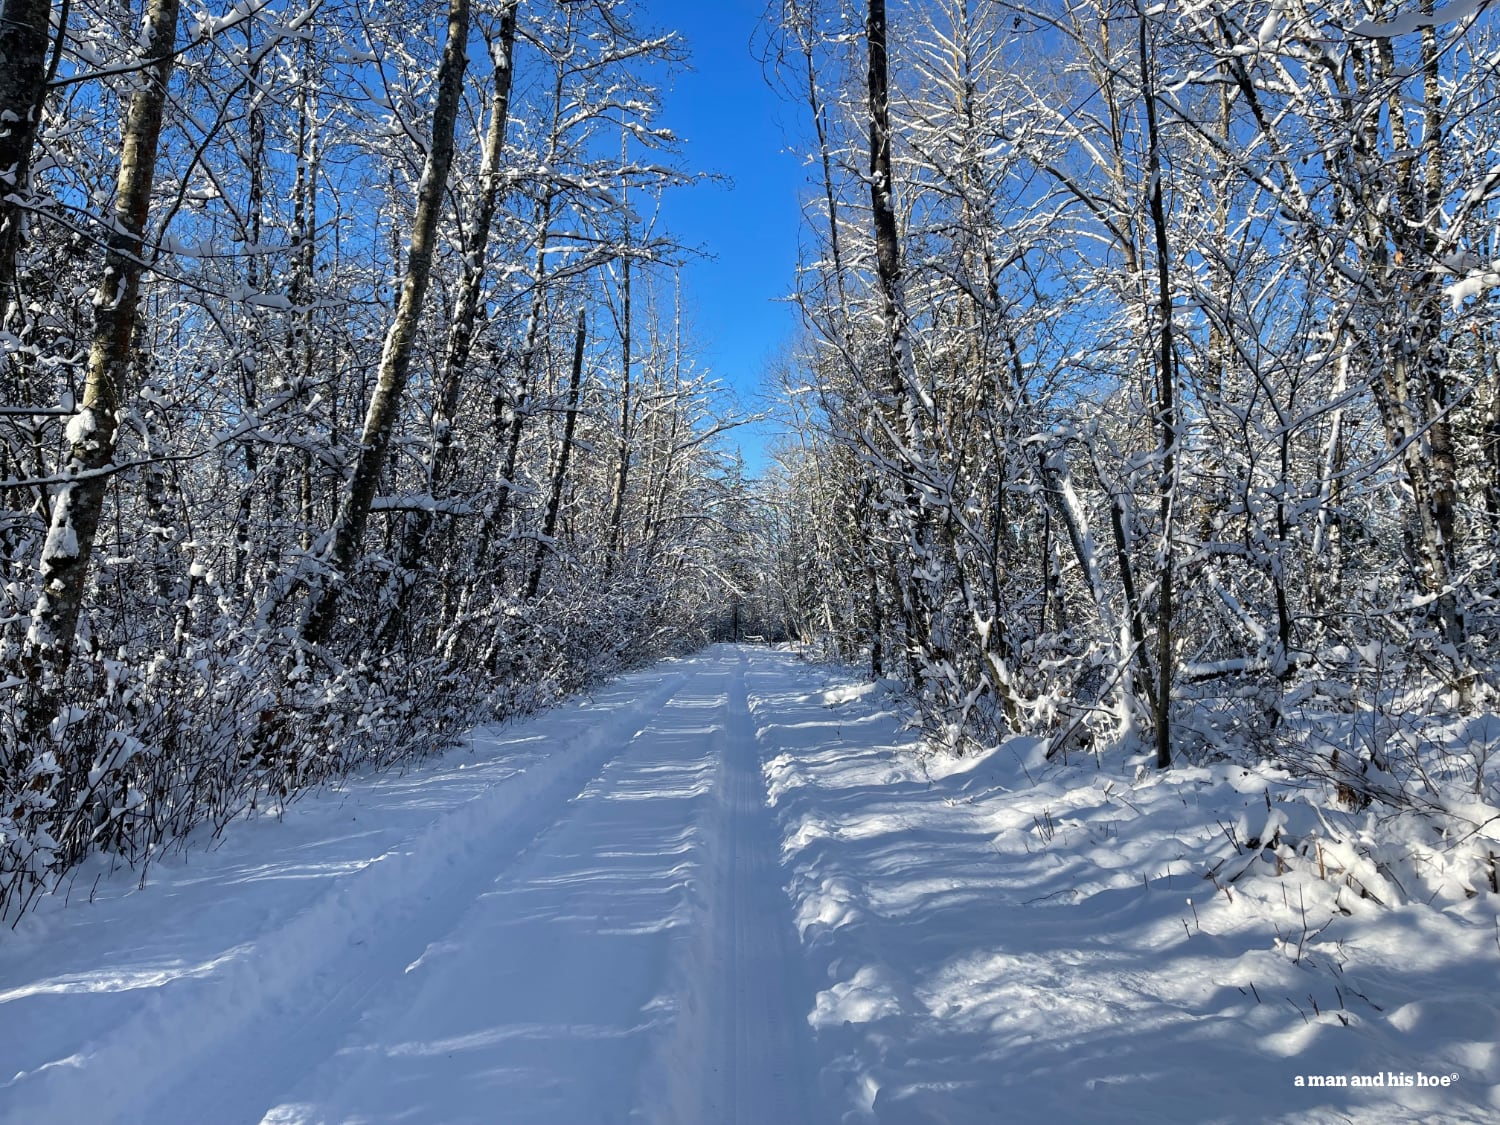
[645,1,808,473]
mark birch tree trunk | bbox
[26,0,181,687]
[300,0,472,649]
[420,1,519,512]
[381,0,519,644]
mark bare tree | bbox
[298,0,473,650]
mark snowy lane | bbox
[8,645,1495,1124]
[0,646,825,1125]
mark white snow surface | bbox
[2,645,1497,1124]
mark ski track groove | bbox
[704,650,820,1125]
[0,669,689,1125]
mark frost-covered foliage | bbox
[0,0,749,921]
[758,0,1500,884]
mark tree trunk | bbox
[459,200,554,612]
[232,17,266,594]
[0,0,55,310]
[605,252,633,568]
[525,308,586,601]
[1139,7,1176,768]
[26,0,181,687]
[380,2,518,645]
[420,1,518,514]
[865,0,917,664]
[605,121,634,571]
[300,0,472,649]
[1347,16,1464,651]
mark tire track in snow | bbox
[688,647,821,1125]
[0,668,689,1125]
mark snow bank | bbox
[754,660,1500,1124]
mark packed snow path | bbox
[4,645,1498,1123]
[0,647,819,1125]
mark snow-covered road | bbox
[1,646,819,1125]
[4,644,1497,1124]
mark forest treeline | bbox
[0,0,765,919]
[748,0,1500,879]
